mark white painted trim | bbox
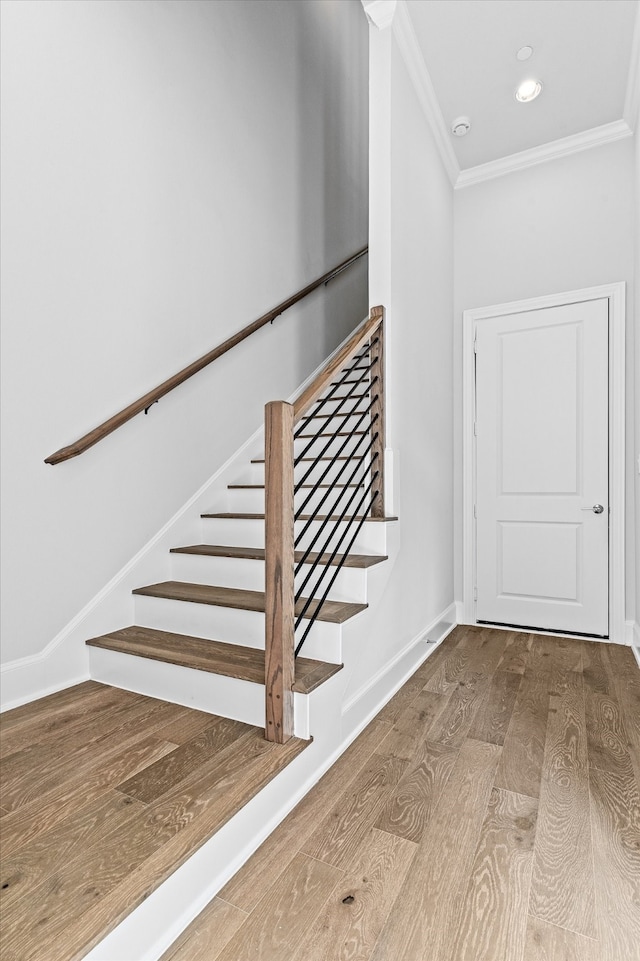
[623,1,640,130]
[361,0,397,30]
[391,0,459,186]
[456,120,633,189]
[632,621,640,667]
[462,283,627,644]
[342,601,457,715]
[0,317,372,710]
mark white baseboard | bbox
[632,621,640,668]
[84,601,457,961]
[342,601,457,720]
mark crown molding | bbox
[623,1,640,129]
[391,0,459,186]
[361,0,397,30]
[455,119,633,189]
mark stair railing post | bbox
[370,309,385,518]
[264,400,295,743]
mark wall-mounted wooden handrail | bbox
[44,246,368,465]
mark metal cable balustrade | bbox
[263,306,385,741]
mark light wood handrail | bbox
[44,246,368,465]
[292,305,383,423]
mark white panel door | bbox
[475,299,609,636]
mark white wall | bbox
[453,138,636,624]
[347,16,455,697]
[0,0,368,665]
[635,127,640,643]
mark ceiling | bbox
[406,0,639,170]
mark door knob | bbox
[580,504,604,514]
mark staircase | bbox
[86,309,396,741]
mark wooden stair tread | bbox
[296,430,368,439]
[132,582,368,623]
[170,545,388,568]
[201,512,398,523]
[228,484,364,490]
[251,457,353,463]
[86,627,342,694]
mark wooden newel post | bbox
[370,308,385,519]
[264,400,295,743]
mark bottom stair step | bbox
[86,626,343,694]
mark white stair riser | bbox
[232,458,373,487]
[296,411,372,435]
[88,646,312,737]
[294,432,372,459]
[133,595,343,662]
[170,553,367,602]
[200,517,387,554]
[227,484,369,516]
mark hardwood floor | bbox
[162,626,640,961]
[0,685,309,961]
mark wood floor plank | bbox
[369,738,502,961]
[214,854,342,961]
[374,739,457,843]
[220,718,392,913]
[290,828,417,961]
[151,708,227,745]
[467,670,522,745]
[581,640,614,695]
[529,674,597,939]
[0,791,144,912]
[301,754,407,869]
[375,674,434,725]
[0,706,182,814]
[422,640,481,695]
[610,668,640,790]
[589,758,640,960]
[529,634,583,674]
[425,667,492,748]
[0,735,178,858]
[584,685,630,774]
[525,916,601,961]
[0,684,143,759]
[0,694,179,797]
[159,898,248,961]
[3,733,308,961]
[375,689,449,759]
[604,643,639,677]
[449,788,538,961]
[116,716,252,804]
[0,681,104,735]
[494,671,551,798]
[495,631,533,674]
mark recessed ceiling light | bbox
[516,45,533,61]
[515,79,543,103]
[451,116,471,137]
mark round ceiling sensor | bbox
[516,45,533,61]
[451,116,471,137]
[515,79,543,103]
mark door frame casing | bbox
[461,282,626,644]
